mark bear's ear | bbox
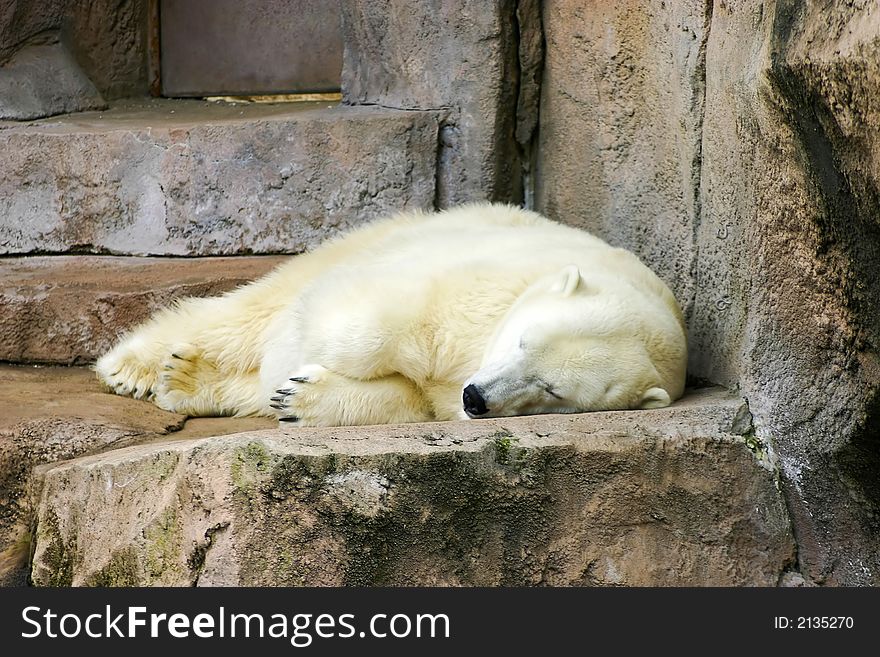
[549,265,582,297]
[639,387,671,409]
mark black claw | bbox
[278,416,299,423]
[289,376,310,383]
[269,403,286,410]
[269,395,286,402]
[275,388,293,395]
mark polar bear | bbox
[95,203,687,426]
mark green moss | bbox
[88,548,141,586]
[231,441,273,501]
[266,454,341,500]
[743,430,766,461]
[143,507,182,578]
[36,510,74,586]
[492,430,518,464]
[149,454,180,483]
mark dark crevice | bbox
[686,0,713,325]
[188,521,230,586]
[341,101,452,113]
[512,0,545,210]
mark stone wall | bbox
[536,0,880,585]
[341,0,543,207]
[537,0,709,314]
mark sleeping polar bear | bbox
[95,203,687,426]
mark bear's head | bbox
[461,265,684,419]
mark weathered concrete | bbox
[0,41,107,120]
[0,99,440,256]
[536,0,710,311]
[0,365,274,586]
[341,0,533,207]
[28,387,796,586]
[0,255,286,364]
[0,0,149,101]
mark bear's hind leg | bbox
[270,364,432,427]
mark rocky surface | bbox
[693,0,880,586]
[0,99,439,256]
[0,255,286,364]
[0,42,107,120]
[536,0,710,312]
[0,365,274,586]
[0,0,149,101]
[535,0,880,585]
[28,387,796,586]
[341,0,535,207]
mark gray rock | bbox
[341,0,528,207]
[0,41,107,120]
[0,0,68,64]
[535,0,880,585]
[694,0,880,586]
[0,99,439,255]
[0,0,149,101]
[29,387,795,586]
[535,0,710,314]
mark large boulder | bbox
[341,0,539,207]
[29,389,796,586]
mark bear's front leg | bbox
[270,364,432,427]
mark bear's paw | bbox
[94,343,157,401]
[270,364,337,426]
[153,343,219,414]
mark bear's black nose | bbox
[463,384,488,416]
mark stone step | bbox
[0,254,286,364]
[0,364,275,585]
[0,99,440,256]
[18,381,795,587]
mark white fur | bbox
[95,203,687,426]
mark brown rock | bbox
[535,0,880,585]
[0,255,286,364]
[62,0,149,100]
[0,99,439,256]
[29,387,795,586]
[0,0,148,101]
[692,0,880,585]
